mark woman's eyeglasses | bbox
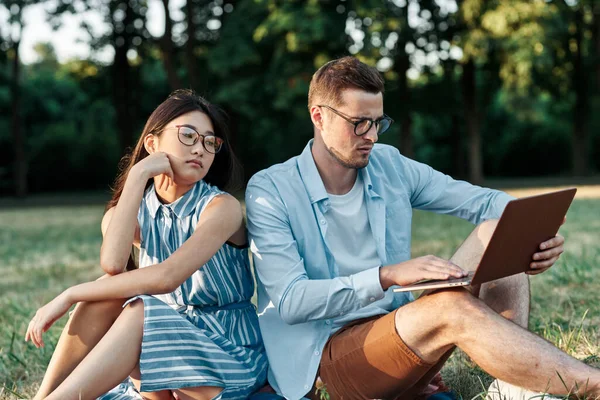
[165,125,224,154]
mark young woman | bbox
[25,90,268,400]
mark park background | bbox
[1,0,600,399]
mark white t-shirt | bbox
[325,174,382,330]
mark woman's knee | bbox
[122,298,144,318]
[67,299,125,333]
[175,386,223,400]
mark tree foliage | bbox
[0,0,599,196]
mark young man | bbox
[245,56,598,400]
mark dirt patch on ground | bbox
[504,185,600,199]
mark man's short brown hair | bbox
[308,56,385,110]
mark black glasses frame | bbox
[173,125,224,154]
[318,104,394,136]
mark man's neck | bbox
[311,142,358,195]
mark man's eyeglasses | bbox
[318,104,394,136]
[166,125,224,154]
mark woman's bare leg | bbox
[175,386,224,400]
[131,362,224,400]
[34,298,125,399]
[130,364,175,400]
[44,299,145,400]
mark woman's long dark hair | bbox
[105,90,243,270]
[106,89,243,212]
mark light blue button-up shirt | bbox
[245,140,514,400]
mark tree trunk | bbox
[10,37,27,197]
[185,0,199,90]
[111,1,135,152]
[395,52,414,159]
[593,1,600,92]
[572,6,589,176]
[451,114,465,179]
[394,5,414,159]
[461,59,483,185]
[159,0,182,90]
[443,60,464,178]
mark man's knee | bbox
[474,219,499,244]
[396,288,487,337]
[477,218,498,232]
[394,289,485,362]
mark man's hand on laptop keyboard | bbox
[379,255,468,290]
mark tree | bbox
[209,0,349,173]
[1,0,42,197]
[48,0,151,151]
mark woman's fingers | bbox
[31,321,40,347]
[25,320,32,342]
[25,312,44,348]
[34,321,44,347]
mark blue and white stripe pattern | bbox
[99,180,267,400]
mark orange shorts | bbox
[314,309,454,400]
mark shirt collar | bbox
[298,139,381,203]
[145,180,204,219]
[360,163,381,199]
[297,139,329,204]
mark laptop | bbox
[393,187,577,293]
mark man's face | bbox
[316,89,383,169]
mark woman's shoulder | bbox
[192,181,239,215]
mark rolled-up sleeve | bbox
[245,174,385,326]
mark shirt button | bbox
[304,384,309,390]
[320,219,326,225]
[314,350,320,356]
[325,320,331,325]
[370,297,375,302]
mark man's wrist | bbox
[379,265,394,291]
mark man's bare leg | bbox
[395,289,599,396]
[34,298,125,399]
[396,220,599,396]
[449,220,530,328]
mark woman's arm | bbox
[81,194,242,299]
[100,168,147,275]
[26,195,243,347]
[100,207,141,275]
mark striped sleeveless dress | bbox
[99,180,268,400]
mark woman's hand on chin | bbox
[132,152,175,182]
[25,290,73,348]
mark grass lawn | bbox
[0,198,599,399]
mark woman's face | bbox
[154,111,218,186]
